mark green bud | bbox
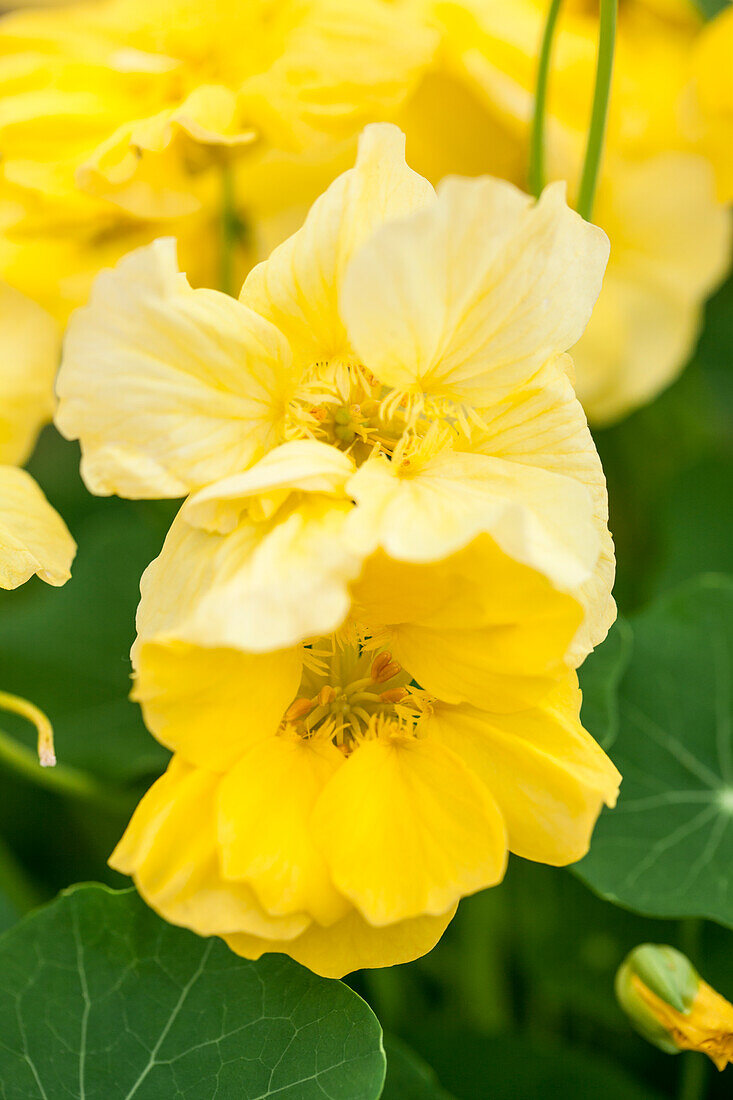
[615,945,700,1054]
[333,406,352,425]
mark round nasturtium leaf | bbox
[0,884,386,1100]
[576,575,733,927]
[579,617,633,749]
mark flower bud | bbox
[616,944,733,1070]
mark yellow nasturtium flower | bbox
[0,0,437,318]
[111,606,620,977]
[57,124,615,659]
[390,0,731,424]
[60,123,619,972]
[0,281,74,589]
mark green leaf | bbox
[575,575,733,926]
[654,457,733,596]
[0,504,171,782]
[579,618,633,749]
[0,883,386,1100]
[382,1037,454,1099]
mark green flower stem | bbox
[528,0,564,198]
[576,0,617,221]
[678,1051,708,1100]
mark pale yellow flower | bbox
[57,124,614,661]
[388,0,731,423]
[111,590,619,976]
[74,122,621,974]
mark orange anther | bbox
[380,688,407,704]
[317,685,336,706]
[374,660,402,684]
[370,651,392,681]
[284,697,314,722]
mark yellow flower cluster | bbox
[59,124,621,975]
[0,0,729,428]
[0,0,437,317]
[382,0,733,422]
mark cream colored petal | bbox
[182,440,354,534]
[0,465,75,588]
[240,122,435,361]
[224,904,457,980]
[574,154,731,425]
[0,280,59,465]
[346,444,599,593]
[428,677,621,867]
[57,237,296,498]
[472,357,616,660]
[135,498,362,654]
[341,176,609,405]
[110,756,309,941]
[311,734,506,925]
[132,639,302,772]
[217,733,349,926]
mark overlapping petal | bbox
[57,237,296,497]
[340,175,609,405]
[428,677,621,866]
[0,280,59,465]
[0,465,75,589]
[241,122,435,360]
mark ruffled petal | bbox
[354,535,583,711]
[311,733,507,924]
[224,904,456,980]
[0,465,75,589]
[428,677,621,866]
[240,122,434,361]
[472,357,616,660]
[132,639,301,771]
[136,496,362,654]
[341,176,608,405]
[183,440,354,534]
[110,756,309,940]
[57,237,296,498]
[217,732,348,925]
[346,442,599,592]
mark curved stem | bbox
[0,714,132,813]
[528,0,564,199]
[576,0,617,221]
[0,690,55,767]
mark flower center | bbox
[286,357,406,460]
[282,637,431,754]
